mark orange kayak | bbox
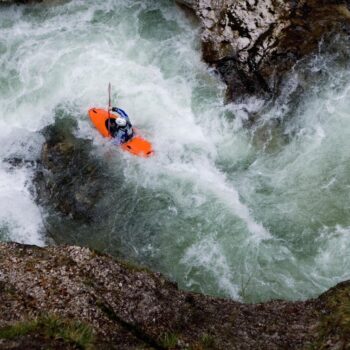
[88,108,154,158]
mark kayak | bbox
[88,108,154,158]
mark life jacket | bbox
[117,121,133,143]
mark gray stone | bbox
[179,0,350,101]
[0,242,348,349]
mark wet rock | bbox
[1,0,26,3]
[176,0,196,9]
[34,116,109,223]
[4,157,40,169]
[180,0,350,101]
[0,242,349,349]
[0,0,54,3]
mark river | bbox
[1,0,350,302]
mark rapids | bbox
[1,0,350,302]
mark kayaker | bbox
[106,107,134,145]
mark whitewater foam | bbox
[1,0,350,302]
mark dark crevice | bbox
[227,9,252,39]
[95,299,166,350]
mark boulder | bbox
[34,116,109,223]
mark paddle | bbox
[107,82,111,136]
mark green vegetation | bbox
[0,315,94,349]
[0,319,38,339]
[188,334,218,350]
[159,332,178,348]
[200,334,216,349]
[312,286,350,349]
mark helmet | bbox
[115,117,127,127]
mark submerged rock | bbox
[178,0,350,101]
[0,242,349,349]
[34,116,109,223]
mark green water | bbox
[1,0,350,302]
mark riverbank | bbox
[1,242,349,349]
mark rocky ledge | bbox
[0,242,349,349]
[177,0,350,101]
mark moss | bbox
[312,286,350,349]
[0,315,94,349]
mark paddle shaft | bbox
[107,82,111,136]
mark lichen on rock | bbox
[0,242,349,349]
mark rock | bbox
[0,242,349,349]
[176,0,196,9]
[4,158,39,169]
[34,116,109,223]
[0,0,54,3]
[1,0,27,3]
[180,0,350,101]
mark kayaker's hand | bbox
[108,106,113,112]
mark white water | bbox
[1,0,350,302]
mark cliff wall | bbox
[177,0,350,101]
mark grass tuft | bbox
[0,315,94,349]
[201,333,216,349]
[159,332,178,348]
[0,319,38,339]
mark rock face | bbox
[0,242,349,349]
[177,0,350,101]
